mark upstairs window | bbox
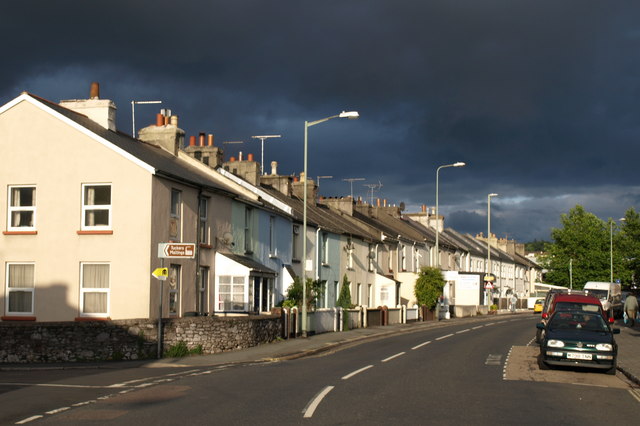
[82,184,111,230]
[244,207,253,253]
[6,263,35,315]
[199,197,209,244]
[7,186,36,232]
[321,232,329,264]
[292,225,300,261]
[170,189,181,241]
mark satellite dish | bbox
[222,232,234,246]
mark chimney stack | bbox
[59,82,117,131]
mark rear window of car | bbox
[555,302,600,313]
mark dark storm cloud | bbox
[3,1,640,242]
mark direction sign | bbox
[158,243,196,259]
[152,267,168,280]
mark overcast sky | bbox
[3,1,640,242]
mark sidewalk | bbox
[2,312,639,386]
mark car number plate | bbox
[567,352,592,360]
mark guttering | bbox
[217,167,292,215]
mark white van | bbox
[583,282,623,318]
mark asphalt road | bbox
[2,316,639,425]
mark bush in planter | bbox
[489,304,499,314]
[336,274,353,330]
[414,266,445,317]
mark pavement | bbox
[2,311,639,386]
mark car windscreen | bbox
[548,312,608,332]
[585,289,608,299]
[554,302,600,313]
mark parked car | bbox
[536,293,608,343]
[537,311,619,375]
[533,299,544,314]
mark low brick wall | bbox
[0,315,282,364]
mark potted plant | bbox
[489,304,498,314]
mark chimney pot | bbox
[90,82,100,99]
[239,151,243,161]
[230,156,236,162]
[377,198,381,207]
[207,134,214,146]
[247,153,254,162]
[189,135,196,146]
[199,132,205,146]
[156,113,164,127]
[271,161,278,175]
[170,115,178,126]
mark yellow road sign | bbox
[152,267,168,280]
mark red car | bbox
[536,294,610,343]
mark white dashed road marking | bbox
[382,352,405,363]
[303,386,334,418]
[412,341,432,350]
[342,365,374,380]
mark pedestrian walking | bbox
[510,294,517,312]
[624,292,638,327]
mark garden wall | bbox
[0,315,282,364]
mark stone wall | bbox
[0,315,282,364]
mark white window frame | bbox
[170,189,182,241]
[217,275,247,312]
[7,185,36,232]
[5,262,35,316]
[81,183,112,231]
[199,197,209,245]
[322,232,329,265]
[79,262,110,317]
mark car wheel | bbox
[535,329,541,344]
[538,355,551,371]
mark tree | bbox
[542,205,622,288]
[618,207,640,288]
[283,276,325,309]
[336,274,353,309]
[414,266,445,310]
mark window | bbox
[168,265,181,316]
[368,244,375,272]
[80,263,110,317]
[346,238,354,269]
[7,186,36,231]
[357,283,362,305]
[321,232,329,264]
[269,216,276,256]
[170,189,181,241]
[82,184,111,230]
[198,266,209,314]
[400,244,406,271]
[380,286,389,305]
[292,225,300,260]
[6,263,35,315]
[199,197,209,244]
[244,208,253,253]
[218,275,246,311]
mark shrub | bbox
[414,266,445,310]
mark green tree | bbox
[283,276,325,309]
[525,239,548,252]
[414,266,445,310]
[336,274,353,309]
[618,207,640,288]
[542,205,622,288]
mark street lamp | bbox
[251,135,282,175]
[131,100,162,138]
[434,162,466,268]
[487,193,498,304]
[302,111,359,337]
[611,217,625,282]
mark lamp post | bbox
[251,135,282,175]
[302,111,359,337]
[611,217,625,282]
[487,193,498,304]
[131,100,162,138]
[434,162,466,268]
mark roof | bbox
[221,253,276,275]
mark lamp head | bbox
[339,111,360,119]
[488,193,499,197]
[453,162,466,167]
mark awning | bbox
[215,252,276,276]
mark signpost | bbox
[153,243,195,358]
[158,243,195,259]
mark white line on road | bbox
[71,400,95,407]
[629,389,640,403]
[303,386,334,418]
[0,383,112,389]
[382,352,406,362]
[486,322,495,326]
[342,365,374,380]
[456,329,470,334]
[436,333,454,341]
[412,341,432,350]
[45,407,70,415]
[571,383,608,388]
[472,325,484,330]
[15,415,43,424]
